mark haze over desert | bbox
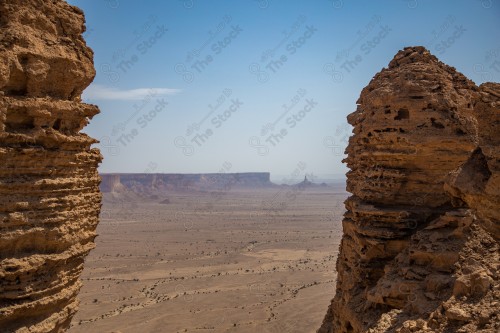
[1,1,499,333]
[69,182,346,333]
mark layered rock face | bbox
[319,47,499,332]
[0,1,101,332]
[445,82,500,240]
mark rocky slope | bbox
[0,1,101,332]
[319,47,499,333]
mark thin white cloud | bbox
[83,84,181,101]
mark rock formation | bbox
[0,1,101,332]
[100,172,273,194]
[319,47,499,333]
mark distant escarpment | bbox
[0,1,101,332]
[100,172,273,194]
[319,47,499,333]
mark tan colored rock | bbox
[319,47,500,333]
[0,1,101,332]
[0,0,95,99]
[445,83,500,239]
[445,306,471,321]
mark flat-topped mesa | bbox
[319,47,499,333]
[0,1,101,332]
[100,172,273,193]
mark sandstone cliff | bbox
[319,47,499,333]
[0,1,101,332]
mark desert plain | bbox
[68,184,347,333]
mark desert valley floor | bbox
[68,185,347,333]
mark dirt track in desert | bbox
[68,185,347,333]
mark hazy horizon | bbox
[98,170,347,184]
[69,0,500,176]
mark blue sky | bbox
[68,0,500,180]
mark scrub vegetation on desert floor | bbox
[69,185,346,333]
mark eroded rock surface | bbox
[319,47,499,333]
[0,1,101,332]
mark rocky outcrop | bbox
[100,172,273,193]
[445,82,500,240]
[0,1,101,332]
[319,47,499,333]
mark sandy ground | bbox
[69,185,347,333]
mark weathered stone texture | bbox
[0,1,101,332]
[319,47,499,333]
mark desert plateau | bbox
[1,1,499,333]
[68,181,346,333]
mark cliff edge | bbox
[0,1,102,332]
[319,47,499,333]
